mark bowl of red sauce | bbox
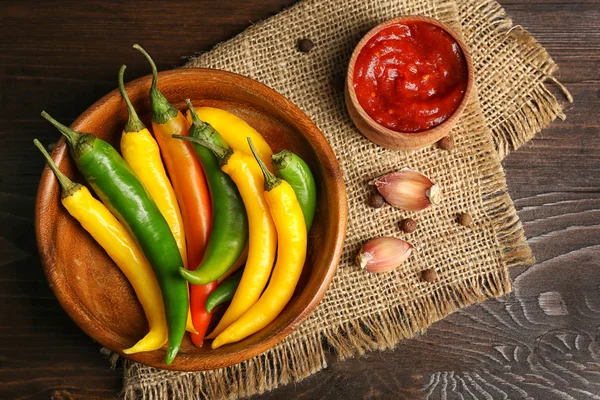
[345,16,474,150]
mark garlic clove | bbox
[370,169,440,211]
[356,237,413,273]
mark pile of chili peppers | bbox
[34,45,317,365]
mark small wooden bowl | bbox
[345,15,474,150]
[35,69,347,371]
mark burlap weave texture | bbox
[122,0,564,398]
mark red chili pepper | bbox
[189,281,217,346]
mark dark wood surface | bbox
[1,0,598,399]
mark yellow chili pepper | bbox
[185,106,273,170]
[207,149,277,337]
[175,134,277,339]
[118,66,197,335]
[211,139,307,349]
[118,65,187,269]
[34,139,168,354]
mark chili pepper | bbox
[183,100,249,345]
[133,44,212,271]
[218,243,248,283]
[185,106,273,170]
[174,134,277,340]
[34,139,168,354]
[118,65,196,335]
[176,100,248,284]
[188,280,215,347]
[191,245,248,342]
[271,150,317,230]
[133,45,214,342]
[118,65,188,269]
[206,150,316,305]
[40,111,187,365]
[206,150,316,307]
[211,139,307,349]
[205,270,243,313]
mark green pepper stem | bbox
[118,65,145,133]
[41,111,78,145]
[41,111,94,160]
[33,139,81,199]
[185,100,231,151]
[185,99,203,128]
[133,44,158,91]
[133,44,178,125]
[172,134,232,166]
[248,138,280,191]
[271,150,293,172]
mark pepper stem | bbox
[185,100,230,151]
[41,111,94,160]
[271,149,293,172]
[133,44,178,125]
[172,134,232,166]
[118,65,145,133]
[185,99,203,128]
[248,138,280,191]
[41,111,78,145]
[33,139,81,199]
[133,44,158,91]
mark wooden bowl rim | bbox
[35,68,348,371]
[345,15,475,150]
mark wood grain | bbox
[0,0,598,398]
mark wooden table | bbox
[1,1,598,398]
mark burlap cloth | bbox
[121,0,568,398]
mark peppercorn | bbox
[399,218,417,233]
[421,268,437,282]
[457,212,472,227]
[438,136,454,151]
[367,191,385,208]
[297,38,315,53]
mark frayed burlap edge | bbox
[121,332,327,399]
[119,273,515,399]
[463,0,572,159]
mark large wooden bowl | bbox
[35,69,347,371]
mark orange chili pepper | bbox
[152,111,212,267]
[134,45,215,342]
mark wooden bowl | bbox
[35,69,347,371]
[345,15,474,150]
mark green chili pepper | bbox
[171,100,248,285]
[205,269,243,313]
[271,150,317,230]
[41,111,187,365]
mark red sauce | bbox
[353,21,468,133]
